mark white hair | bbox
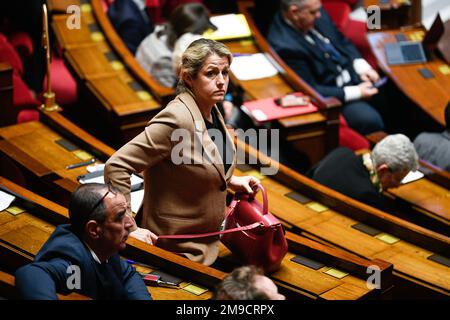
[372,134,419,173]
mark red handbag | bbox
[157,184,288,273]
[221,184,288,273]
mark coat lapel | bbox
[178,92,231,186]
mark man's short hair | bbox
[280,0,309,11]
[372,134,419,173]
[214,265,270,300]
[69,183,111,236]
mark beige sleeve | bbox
[104,104,186,224]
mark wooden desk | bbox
[90,0,175,104]
[0,112,391,300]
[0,176,389,299]
[236,140,450,298]
[0,177,222,300]
[367,29,450,126]
[364,0,419,29]
[50,4,162,147]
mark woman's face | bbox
[187,54,230,109]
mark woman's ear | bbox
[182,71,192,88]
[85,220,101,239]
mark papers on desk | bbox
[203,14,252,41]
[401,170,424,184]
[230,53,278,80]
[0,190,15,212]
[77,169,144,214]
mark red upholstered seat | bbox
[339,115,370,150]
[322,1,377,70]
[322,1,351,30]
[7,31,34,63]
[0,33,24,75]
[44,56,78,106]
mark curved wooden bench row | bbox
[365,131,450,236]
[48,0,161,146]
[52,0,340,165]
[0,176,389,300]
[0,270,90,300]
[234,139,450,298]
[0,114,390,299]
[0,177,221,300]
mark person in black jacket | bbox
[307,134,418,212]
[108,0,154,54]
[14,183,151,300]
[267,0,385,135]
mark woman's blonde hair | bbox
[177,38,232,93]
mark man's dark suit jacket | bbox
[14,224,151,300]
[267,8,362,102]
[107,0,154,54]
[307,147,387,212]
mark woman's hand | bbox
[228,175,260,196]
[129,227,158,245]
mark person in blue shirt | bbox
[14,183,152,300]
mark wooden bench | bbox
[49,1,161,146]
[0,113,391,299]
[234,139,450,298]
[0,270,90,300]
[1,176,392,299]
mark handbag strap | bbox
[156,184,268,241]
[255,183,268,215]
[156,221,263,240]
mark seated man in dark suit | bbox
[267,0,385,135]
[108,0,154,54]
[414,102,450,172]
[307,134,418,212]
[14,183,152,300]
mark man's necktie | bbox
[309,32,345,65]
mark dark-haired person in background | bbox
[108,0,154,54]
[14,183,151,300]
[414,102,450,172]
[136,2,215,87]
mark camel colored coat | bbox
[105,92,236,265]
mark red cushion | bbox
[12,73,39,107]
[343,20,377,69]
[43,56,78,105]
[17,109,40,123]
[0,33,24,75]
[322,0,358,6]
[8,31,33,62]
[339,115,369,150]
[322,2,350,30]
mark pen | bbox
[65,158,96,170]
